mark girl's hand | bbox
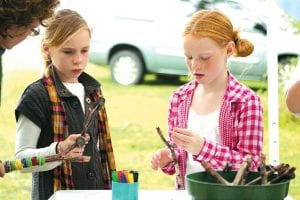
[171,127,204,155]
[151,148,173,170]
[58,134,89,159]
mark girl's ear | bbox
[42,43,52,65]
[42,43,50,56]
[226,41,235,58]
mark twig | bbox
[81,98,105,135]
[201,155,253,186]
[246,163,290,185]
[156,127,184,190]
[58,98,105,158]
[245,169,273,185]
[223,162,232,173]
[259,154,268,184]
[45,154,91,163]
[201,161,231,185]
[232,155,253,185]
[267,167,296,185]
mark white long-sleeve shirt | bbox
[14,114,62,172]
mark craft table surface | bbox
[49,190,191,200]
[49,190,294,200]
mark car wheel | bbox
[109,50,144,85]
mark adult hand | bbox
[171,127,204,155]
[151,148,173,170]
[0,161,5,177]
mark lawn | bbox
[0,64,299,199]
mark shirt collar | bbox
[49,65,101,98]
[225,72,247,103]
[173,71,245,103]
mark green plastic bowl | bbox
[186,171,290,200]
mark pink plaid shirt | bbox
[162,72,263,188]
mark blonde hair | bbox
[183,10,253,57]
[42,9,91,66]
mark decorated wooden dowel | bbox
[3,155,90,174]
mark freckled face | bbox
[44,29,90,83]
[183,35,229,85]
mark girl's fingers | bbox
[171,133,184,146]
[82,133,90,143]
[171,131,193,149]
[64,147,84,158]
[150,160,158,170]
[173,127,192,135]
[150,157,159,170]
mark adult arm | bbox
[285,62,300,116]
[286,79,300,115]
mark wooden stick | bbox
[259,154,268,184]
[201,156,296,186]
[201,161,232,185]
[156,127,184,190]
[246,169,274,185]
[246,163,287,185]
[81,98,104,135]
[48,99,103,162]
[232,155,253,185]
[45,155,91,163]
[201,155,253,186]
[267,167,296,184]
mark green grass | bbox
[0,64,299,199]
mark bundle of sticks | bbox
[201,154,296,186]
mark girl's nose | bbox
[73,53,83,64]
[192,59,201,70]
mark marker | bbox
[112,170,118,182]
[123,170,129,182]
[130,170,139,182]
[117,171,123,182]
[133,171,139,182]
[128,173,134,183]
[120,172,127,183]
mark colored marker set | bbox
[112,170,139,183]
[112,170,139,200]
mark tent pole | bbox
[267,0,279,165]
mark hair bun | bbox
[235,38,254,57]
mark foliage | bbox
[292,19,300,34]
[278,57,299,88]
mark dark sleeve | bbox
[15,79,51,128]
